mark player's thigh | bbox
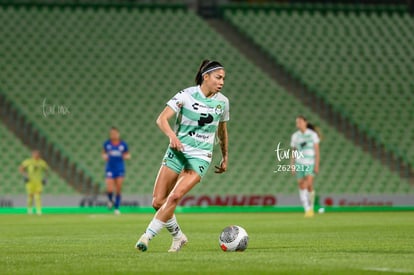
[114,177,124,193]
[169,170,201,201]
[153,166,180,204]
[26,183,34,194]
[297,177,307,189]
[106,177,115,190]
[305,175,314,188]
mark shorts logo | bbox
[167,152,174,159]
[199,166,205,173]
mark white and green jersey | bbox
[167,86,230,162]
[290,129,319,165]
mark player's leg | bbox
[34,182,43,215]
[151,166,184,243]
[113,177,124,215]
[34,192,42,215]
[106,176,115,209]
[26,183,33,214]
[136,170,200,252]
[152,165,180,210]
[306,175,315,212]
[298,177,311,216]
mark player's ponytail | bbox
[298,116,322,141]
[195,59,224,85]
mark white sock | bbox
[309,190,315,209]
[299,189,311,212]
[165,215,183,239]
[144,218,165,240]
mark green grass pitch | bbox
[1,211,413,274]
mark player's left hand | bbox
[42,178,48,185]
[314,165,319,174]
[215,159,227,174]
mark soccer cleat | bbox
[168,234,188,252]
[27,209,33,215]
[107,201,114,210]
[304,209,314,218]
[135,234,149,252]
[114,209,121,215]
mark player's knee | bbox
[166,191,183,206]
[152,197,164,210]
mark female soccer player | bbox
[290,116,320,217]
[19,150,49,215]
[102,127,130,215]
[135,60,229,252]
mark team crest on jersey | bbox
[215,104,223,115]
[176,101,183,108]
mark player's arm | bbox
[156,106,183,151]
[18,164,27,177]
[102,149,108,161]
[123,152,131,160]
[215,121,228,174]
[314,143,320,174]
[42,161,50,185]
[19,162,29,182]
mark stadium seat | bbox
[0,4,411,196]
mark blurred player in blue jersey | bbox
[102,127,130,215]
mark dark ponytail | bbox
[195,59,224,85]
[298,116,322,140]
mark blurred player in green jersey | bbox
[291,116,320,218]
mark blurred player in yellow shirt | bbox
[19,150,49,215]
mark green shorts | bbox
[295,164,315,179]
[162,148,210,178]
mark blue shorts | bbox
[105,170,125,179]
[162,148,210,178]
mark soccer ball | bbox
[219,225,249,252]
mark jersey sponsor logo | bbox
[192,102,220,114]
[192,103,200,110]
[198,113,214,126]
[188,131,209,141]
[109,150,122,157]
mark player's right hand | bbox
[102,153,109,161]
[169,135,184,152]
[23,176,29,183]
